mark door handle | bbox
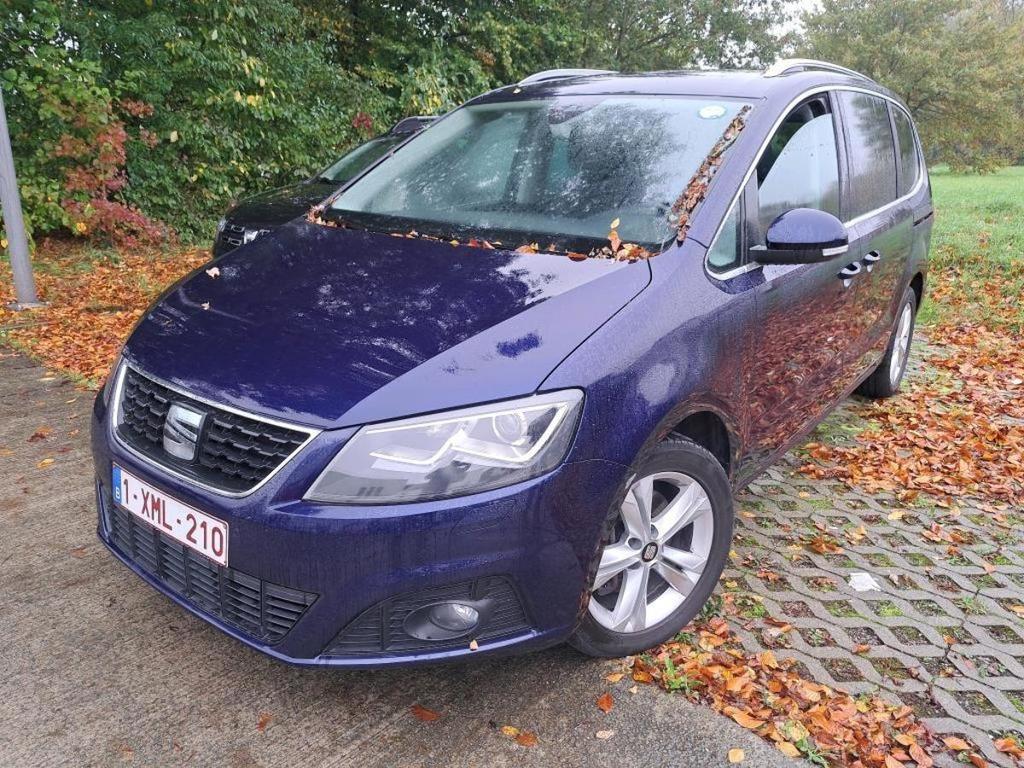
[863,251,881,272]
[839,262,862,278]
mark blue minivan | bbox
[92,60,931,666]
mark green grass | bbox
[924,166,1024,328]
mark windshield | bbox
[319,135,405,183]
[329,95,748,249]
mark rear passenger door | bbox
[836,91,913,379]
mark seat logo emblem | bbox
[641,542,659,563]
[163,403,206,461]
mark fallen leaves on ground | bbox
[627,615,936,768]
[799,266,1024,507]
[255,711,273,732]
[596,692,614,713]
[0,239,208,386]
[728,747,745,763]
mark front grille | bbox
[116,367,310,493]
[107,499,316,643]
[324,576,531,657]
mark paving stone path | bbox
[727,347,1024,767]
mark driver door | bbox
[742,93,863,466]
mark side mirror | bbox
[751,208,848,265]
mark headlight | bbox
[215,217,227,237]
[305,390,584,504]
[101,354,124,408]
[243,227,271,244]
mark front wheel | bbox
[570,437,733,658]
[856,286,917,399]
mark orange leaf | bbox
[942,737,971,752]
[596,692,614,713]
[909,742,932,768]
[994,738,1024,757]
[968,753,987,768]
[853,644,870,655]
[515,731,538,747]
[410,704,441,722]
[256,711,273,732]
[723,706,765,730]
[777,742,800,758]
[885,755,905,768]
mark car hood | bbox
[126,221,650,429]
[226,181,338,228]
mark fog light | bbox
[428,602,479,632]
[403,600,488,641]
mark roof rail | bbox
[517,68,615,86]
[763,58,873,82]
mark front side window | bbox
[891,107,920,197]
[756,101,841,233]
[706,97,840,274]
[329,96,749,250]
[839,91,898,218]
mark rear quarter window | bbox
[838,91,898,218]
[891,107,921,197]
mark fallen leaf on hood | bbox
[205,266,220,278]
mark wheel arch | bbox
[909,271,925,308]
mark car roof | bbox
[472,64,901,110]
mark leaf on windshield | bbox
[670,104,751,244]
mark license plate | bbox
[112,464,229,566]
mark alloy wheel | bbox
[588,472,714,633]
[889,301,914,386]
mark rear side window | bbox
[891,107,920,196]
[839,92,898,218]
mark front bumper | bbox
[91,392,626,667]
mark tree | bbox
[576,0,794,71]
[799,0,1024,171]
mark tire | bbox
[856,286,917,399]
[570,437,734,658]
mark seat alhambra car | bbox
[92,60,931,666]
[212,116,434,257]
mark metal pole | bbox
[0,87,43,310]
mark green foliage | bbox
[799,0,1024,172]
[2,0,794,242]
